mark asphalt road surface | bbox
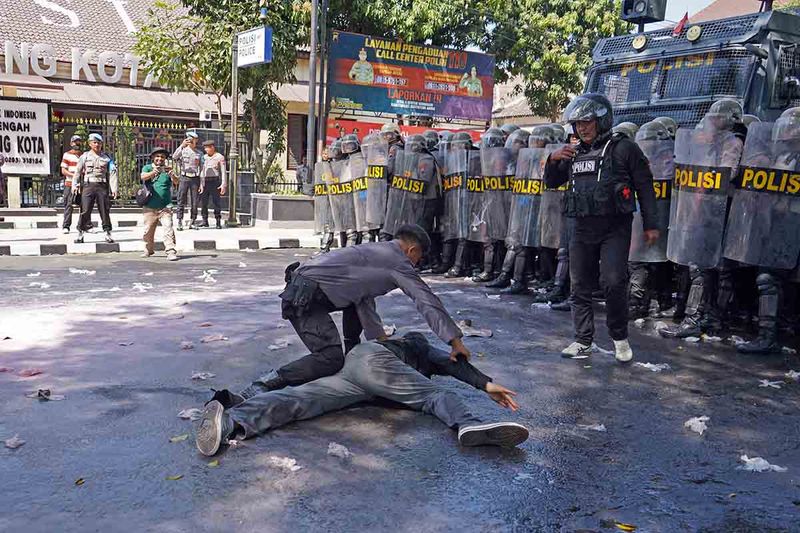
[1,250,799,532]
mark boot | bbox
[533,286,566,304]
[628,304,649,321]
[736,327,779,354]
[199,219,210,228]
[472,271,493,283]
[500,280,527,295]
[486,272,511,289]
[445,266,465,278]
[659,315,702,339]
[431,263,451,275]
[216,218,223,229]
[176,219,184,231]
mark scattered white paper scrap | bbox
[701,334,723,343]
[181,341,195,350]
[684,416,710,435]
[327,442,352,459]
[191,372,216,381]
[513,472,534,482]
[238,262,247,268]
[782,346,797,355]
[267,456,302,472]
[758,379,783,389]
[88,286,121,293]
[436,289,464,296]
[178,408,203,421]
[531,303,550,310]
[243,248,256,253]
[29,282,51,289]
[634,362,671,372]
[4,435,25,449]
[26,272,41,277]
[684,336,701,343]
[197,270,217,284]
[457,320,492,338]
[268,339,292,350]
[785,370,800,382]
[576,424,607,432]
[633,318,646,329]
[69,268,96,276]
[142,272,154,277]
[738,455,787,473]
[131,283,153,293]
[486,294,501,300]
[383,324,397,336]
[201,334,228,344]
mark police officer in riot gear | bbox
[545,93,659,362]
[328,139,359,247]
[313,146,336,253]
[474,127,512,282]
[382,134,437,240]
[500,123,520,140]
[422,129,444,269]
[612,122,639,140]
[341,134,371,243]
[437,131,476,276]
[654,117,678,140]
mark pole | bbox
[306,0,319,170]
[227,35,240,227]
[316,0,329,156]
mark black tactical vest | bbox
[563,134,636,217]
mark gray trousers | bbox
[228,343,482,439]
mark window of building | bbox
[287,114,308,170]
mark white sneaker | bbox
[561,341,594,358]
[458,422,529,448]
[613,338,633,363]
[62,228,69,234]
[167,251,179,261]
[141,251,153,258]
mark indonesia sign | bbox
[328,31,495,121]
[0,97,51,176]
[237,26,273,67]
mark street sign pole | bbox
[227,36,240,227]
[306,0,319,170]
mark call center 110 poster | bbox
[328,31,495,121]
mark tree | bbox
[484,0,629,121]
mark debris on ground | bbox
[208,460,220,467]
[0,367,13,372]
[26,272,41,277]
[198,323,213,328]
[327,442,352,459]
[201,334,228,343]
[457,320,492,338]
[243,248,256,253]
[74,478,85,486]
[634,362,671,372]
[268,339,292,350]
[118,341,134,347]
[738,455,787,472]
[729,335,746,345]
[531,303,550,310]
[701,334,723,342]
[197,270,217,283]
[758,379,783,389]
[238,262,247,268]
[180,341,195,350]
[684,416,710,435]
[131,283,153,293]
[178,408,203,421]
[486,294,501,300]
[633,318,646,329]
[577,423,607,432]
[653,321,669,331]
[684,336,701,343]
[169,434,189,443]
[29,282,51,289]
[615,522,638,532]
[267,456,302,472]
[513,472,534,482]
[18,368,43,378]
[25,389,65,401]
[782,346,798,355]
[142,272,154,276]
[436,289,464,296]
[785,370,800,382]
[383,324,397,336]
[68,267,96,276]
[165,475,183,481]
[191,371,216,381]
[4,435,25,449]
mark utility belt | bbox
[182,173,200,178]
[279,263,333,318]
[562,181,635,217]
[84,178,108,185]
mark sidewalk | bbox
[0,224,319,256]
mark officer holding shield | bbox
[545,93,659,362]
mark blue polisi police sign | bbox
[237,26,273,67]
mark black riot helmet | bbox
[329,139,344,160]
[406,134,428,153]
[341,134,360,155]
[481,127,505,149]
[422,130,439,152]
[548,123,567,143]
[612,121,639,140]
[654,116,678,139]
[500,123,520,139]
[562,93,614,134]
[450,131,473,150]
[635,120,671,142]
[505,128,529,155]
[529,125,557,148]
[704,98,744,132]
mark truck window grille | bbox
[775,43,800,107]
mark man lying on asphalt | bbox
[215,224,471,404]
[196,332,528,456]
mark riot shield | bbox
[723,122,800,269]
[466,150,489,243]
[441,147,470,241]
[666,127,740,268]
[481,145,513,240]
[346,152,370,232]
[629,139,674,262]
[363,134,388,229]
[382,146,435,236]
[506,148,546,248]
[328,158,357,233]
[538,144,568,249]
[313,161,334,235]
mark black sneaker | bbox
[196,400,235,456]
[216,220,223,229]
[205,389,244,409]
[472,271,493,283]
[444,267,465,278]
[458,422,529,447]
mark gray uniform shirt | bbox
[74,151,118,194]
[172,146,203,177]
[296,241,463,343]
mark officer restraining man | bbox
[545,93,659,362]
[206,224,472,406]
[722,107,800,353]
[173,131,203,231]
[73,133,118,244]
